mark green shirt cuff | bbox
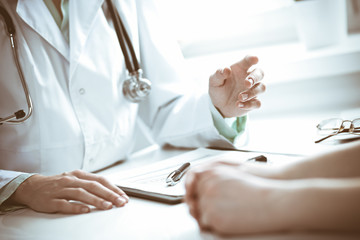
[209,101,247,142]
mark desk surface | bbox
[1,113,360,240]
[1,197,359,240]
[242,108,360,156]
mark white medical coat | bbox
[0,0,233,188]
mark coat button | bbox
[79,88,86,95]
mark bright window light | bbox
[158,0,296,57]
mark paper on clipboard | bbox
[105,148,301,204]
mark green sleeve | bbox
[209,101,247,142]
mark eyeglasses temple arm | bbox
[315,134,337,143]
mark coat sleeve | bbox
[0,170,32,213]
[0,170,24,189]
[0,172,35,213]
[135,0,236,149]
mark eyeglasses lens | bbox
[352,119,360,135]
[317,118,342,135]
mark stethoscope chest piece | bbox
[105,0,152,103]
[0,1,152,126]
[123,70,151,103]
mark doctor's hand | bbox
[8,170,129,214]
[209,55,265,118]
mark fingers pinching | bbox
[236,97,261,111]
[238,83,266,102]
[245,68,264,88]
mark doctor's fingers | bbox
[60,177,128,208]
[64,170,129,203]
[209,67,231,87]
[244,67,264,89]
[50,199,91,214]
[238,82,266,102]
[231,55,259,73]
[57,187,122,211]
[236,97,261,111]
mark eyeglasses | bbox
[315,118,360,143]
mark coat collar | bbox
[16,0,70,61]
[68,0,104,78]
[16,0,105,71]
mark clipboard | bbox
[105,148,301,204]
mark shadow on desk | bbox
[202,232,360,240]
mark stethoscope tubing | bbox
[7,33,33,124]
[0,5,33,125]
[106,0,140,75]
[0,1,149,125]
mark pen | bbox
[166,162,191,186]
[246,155,267,163]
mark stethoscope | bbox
[0,0,151,125]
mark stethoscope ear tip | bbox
[15,110,26,119]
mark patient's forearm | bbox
[280,141,360,179]
[242,142,360,180]
[282,178,360,231]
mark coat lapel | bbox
[16,0,69,61]
[69,0,104,79]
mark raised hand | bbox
[209,55,265,118]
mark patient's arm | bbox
[186,164,360,235]
[243,141,360,180]
[282,177,360,232]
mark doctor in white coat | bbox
[0,0,265,214]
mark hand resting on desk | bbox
[6,170,129,214]
[185,141,360,235]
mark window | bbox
[158,0,360,58]
[159,0,296,58]
[156,0,360,116]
